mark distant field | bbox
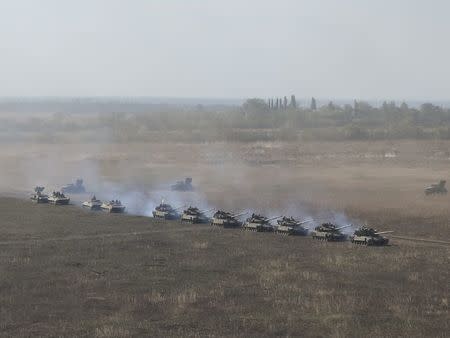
[1,139,450,337]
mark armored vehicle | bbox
[82,195,102,210]
[171,177,194,191]
[350,227,392,246]
[152,202,184,220]
[275,217,312,236]
[61,179,86,194]
[30,186,49,203]
[242,214,281,232]
[48,191,70,205]
[210,210,247,228]
[311,223,350,241]
[181,206,212,223]
[424,180,447,195]
[101,200,126,213]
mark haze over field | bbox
[1,0,450,100]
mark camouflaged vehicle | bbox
[311,223,350,241]
[275,216,312,236]
[48,191,70,205]
[424,180,447,195]
[171,177,194,191]
[101,200,126,213]
[61,179,86,194]
[82,195,102,210]
[30,186,49,203]
[181,206,212,224]
[210,210,247,228]
[242,214,281,232]
[350,226,392,246]
[152,202,184,220]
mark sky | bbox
[0,0,449,100]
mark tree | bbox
[283,96,288,110]
[310,97,317,111]
[290,95,297,108]
[242,98,270,115]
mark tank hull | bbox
[276,226,308,236]
[210,218,241,228]
[242,222,274,232]
[181,214,209,224]
[48,197,70,205]
[30,196,49,203]
[351,235,389,246]
[82,201,102,210]
[101,205,126,213]
[311,231,346,241]
[152,210,180,220]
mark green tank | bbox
[48,191,70,205]
[275,217,312,236]
[30,186,49,203]
[350,227,392,246]
[210,210,246,228]
[152,202,183,220]
[242,214,281,232]
[424,180,447,195]
[181,206,212,224]
[311,223,350,241]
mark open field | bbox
[1,139,450,337]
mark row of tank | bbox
[30,186,391,246]
[153,203,392,246]
[30,187,126,213]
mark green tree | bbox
[310,97,317,111]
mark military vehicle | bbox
[101,200,126,213]
[171,177,194,191]
[30,186,49,203]
[424,180,447,195]
[82,195,102,210]
[152,202,184,220]
[242,214,282,232]
[275,217,312,236]
[181,206,212,223]
[350,226,392,246]
[210,210,247,228]
[61,179,86,194]
[48,191,70,205]
[311,223,351,241]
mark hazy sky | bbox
[1,0,449,100]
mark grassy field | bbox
[0,197,449,337]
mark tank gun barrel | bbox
[336,224,352,230]
[200,208,215,214]
[173,205,186,211]
[295,218,314,225]
[375,230,394,235]
[267,215,283,222]
[231,211,248,218]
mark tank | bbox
[61,179,86,194]
[82,195,102,210]
[152,202,183,220]
[210,210,246,228]
[350,227,391,246]
[181,206,211,224]
[101,200,126,213]
[171,177,194,191]
[275,217,312,236]
[242,214,281,232]
[311,223,350,241]
[424,180,447,195]
[30,186,49,203]
[48,191,70,205]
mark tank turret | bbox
[181,206,212,224]
[210,210,246,228]
[48,191,70,205]
[61,179,86,194]
[153,202,183,220]
[350,226,391,246]
[101,200,126,213]
[311,223,350,241]
[424,180,447,195]
[275,217,312,236]
[242,214,281,232]
[30,186,49,203]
